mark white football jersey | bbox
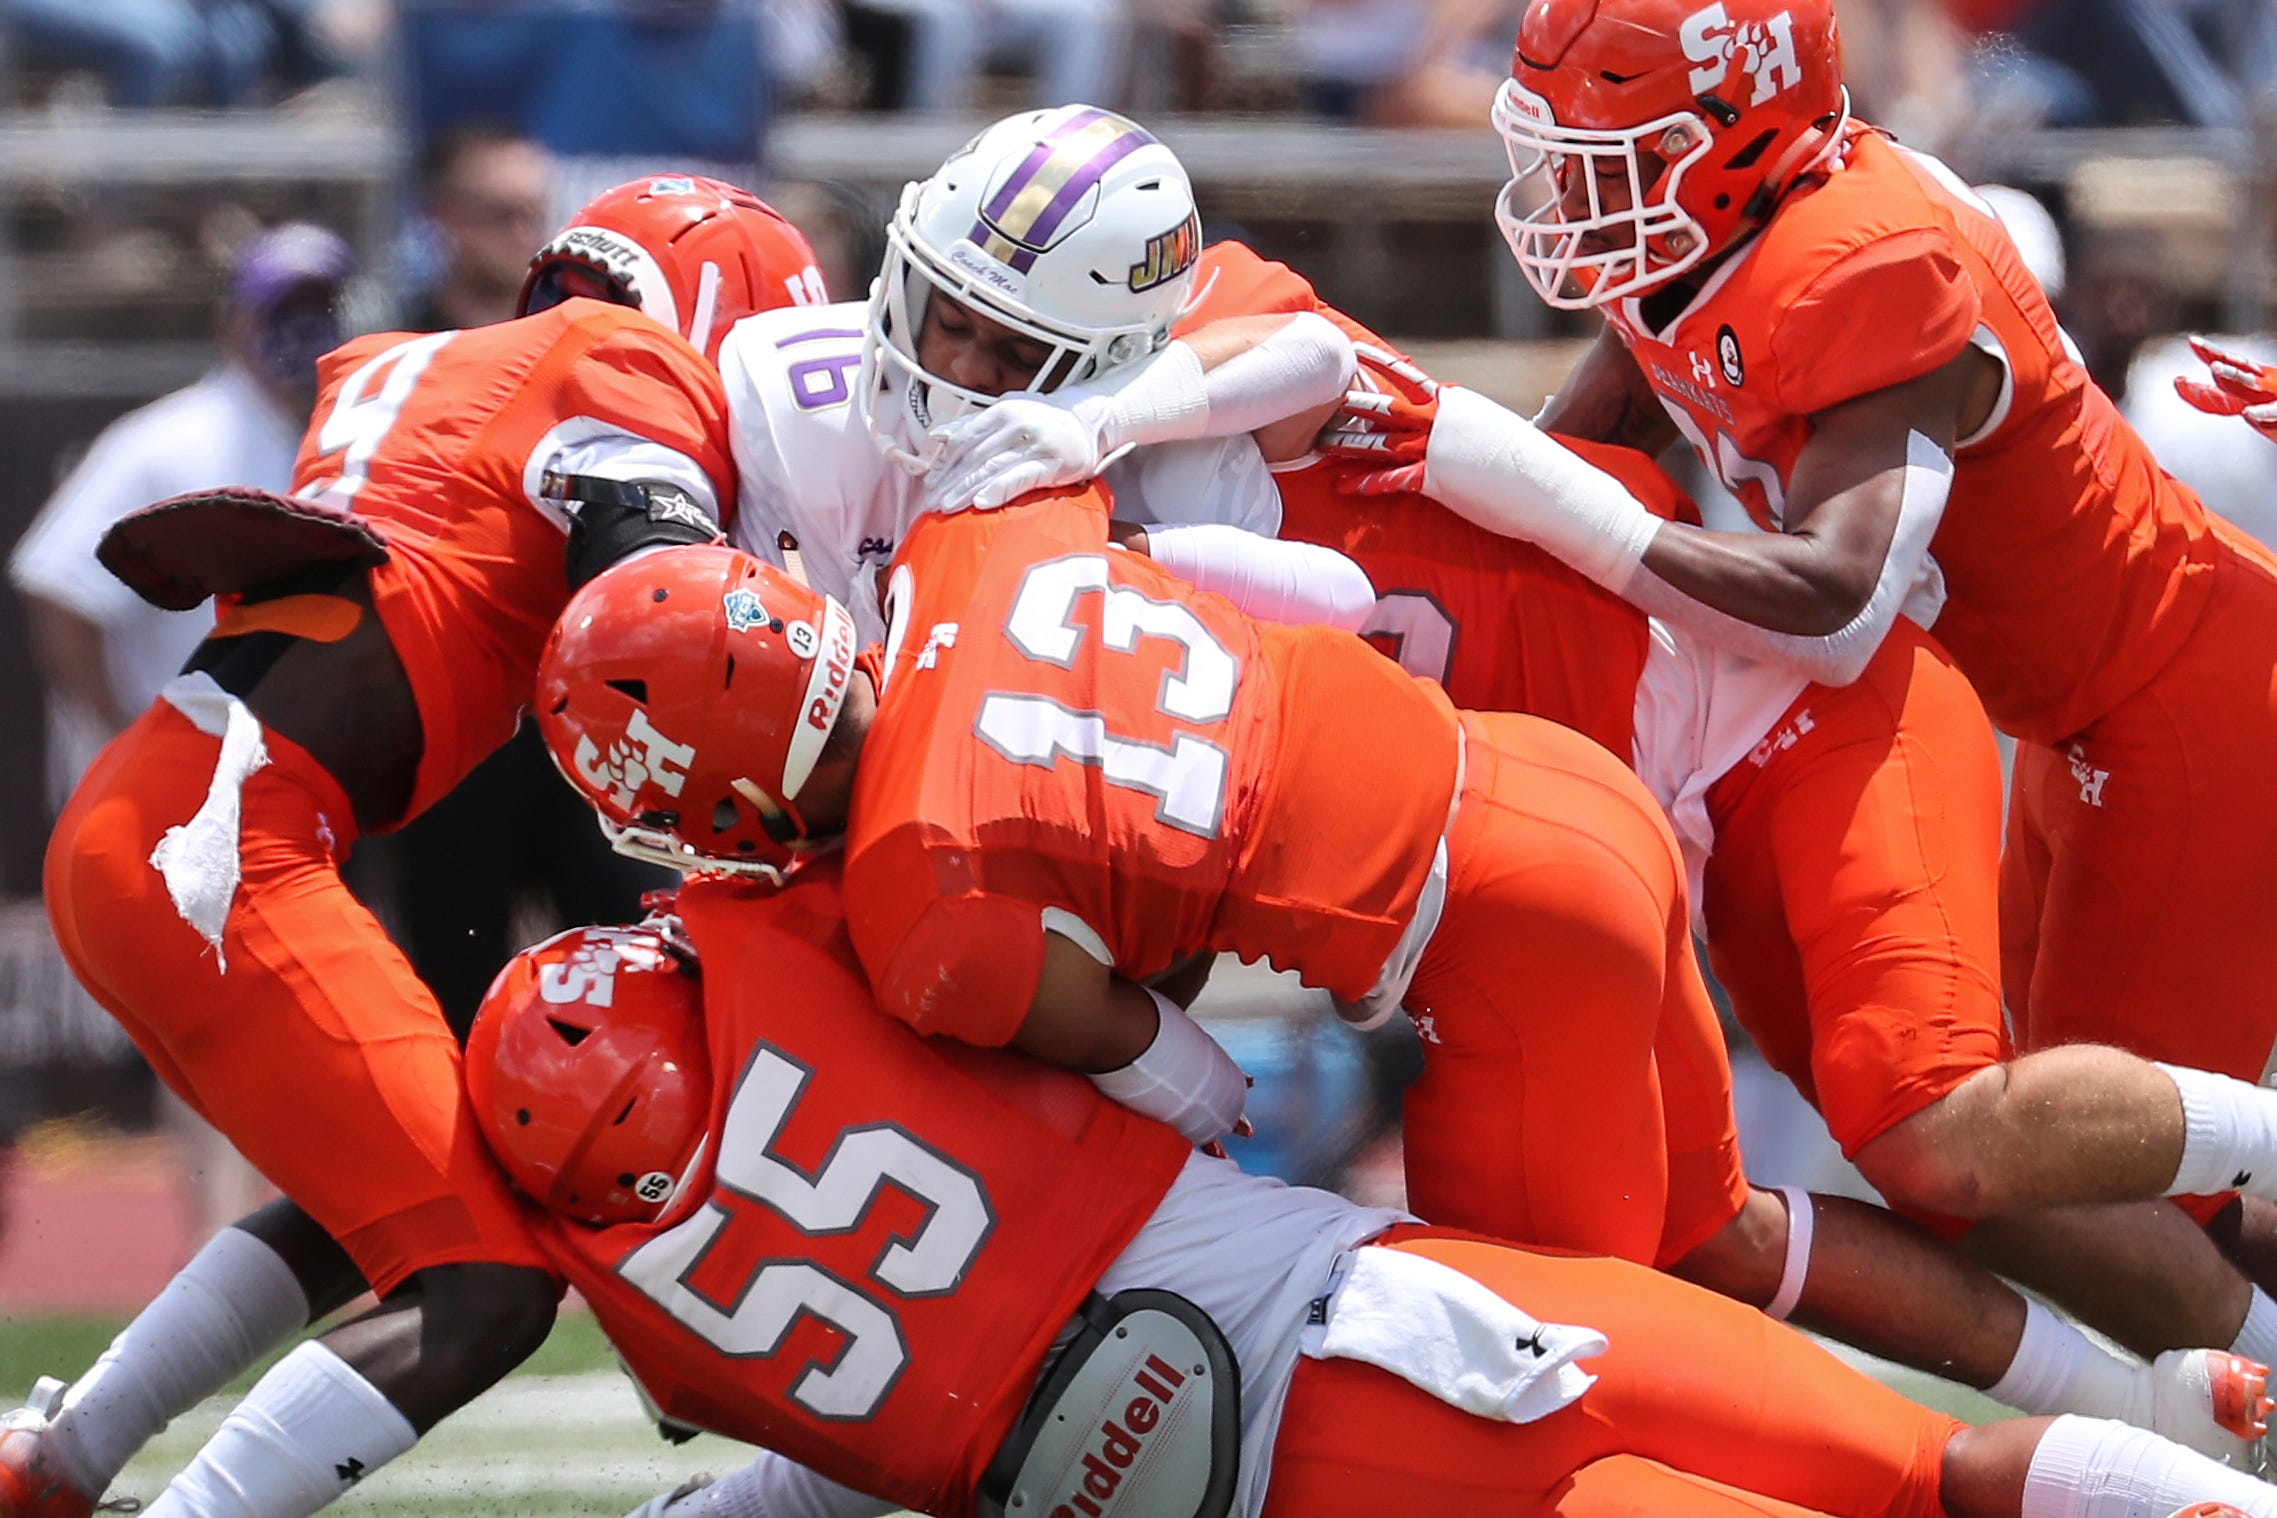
[1631,617,1811,927]
[717,301,1284,643]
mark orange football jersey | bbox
[535,861,1190,1518]
[291,303,736,822]
[1180,240,1659,759]
[843,485,1462,1048]
[1271,451,1662,759]
[1607,126,2219,745]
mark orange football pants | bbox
[1699,618,2009,1171]
[1402,711,1747,1266]
[2004,525,2277,1222]
[1262,1229,1956,1518]
[44,700,549,1295]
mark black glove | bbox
[542,470,722,590]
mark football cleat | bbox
[2151,1348,2273,1463]
[0,1377,117,1518]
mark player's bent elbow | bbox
[1779,568,1877,640]
[1016,941,1158,1074]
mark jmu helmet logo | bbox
[572,708,696,812]
[1680,4,1802,107]
[722,588,770,634]
[1129,211,1201,293]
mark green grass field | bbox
[0,1308,2011,1518]
[0,1313,747,1517]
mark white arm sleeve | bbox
[1421,386,1953,688]
[1139,523,1375,630]
[1419,386,1664,588]
[1091,312,1358,450]
[657,1452,896,1518]
[1088,986,1248,1146]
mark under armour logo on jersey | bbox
[1410,1011,1442,1045]
[572,708,697,812]
[916,621,960,670]
[2066,742,2109,807]
[1680,3,1802,106]
[1690,351,1717,386]
[335,1458,367,1486]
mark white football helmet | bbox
[859,104,1204,470]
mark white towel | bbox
[1300,1245,1607,1424]
[148,673,270,972]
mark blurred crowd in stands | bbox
[7,0,2277,1235]
[6,0,2275,132]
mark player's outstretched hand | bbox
[1318,342,1441,496]
[2175,335,2277,440]
[922,396,1113,512]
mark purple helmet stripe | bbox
[1015,130,1153,259]
[978,107,1110,224]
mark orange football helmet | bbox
[465,924,710,1225]
[1494,0,1847,308]
[519,174,827,362]
[536,544,860,878]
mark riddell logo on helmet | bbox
[807,607,857,733]
[1680,3,1802,106]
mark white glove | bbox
[624,1475,714,1518]
[920,393,1122,512]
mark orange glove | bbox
[2173,335,2277,440]
[1317,341,1441,495]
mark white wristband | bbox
[1422,385,1662,591]
[1088,986,1248,1146]
[1765,1185,1815,1322]
[1143,522,1376,630]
